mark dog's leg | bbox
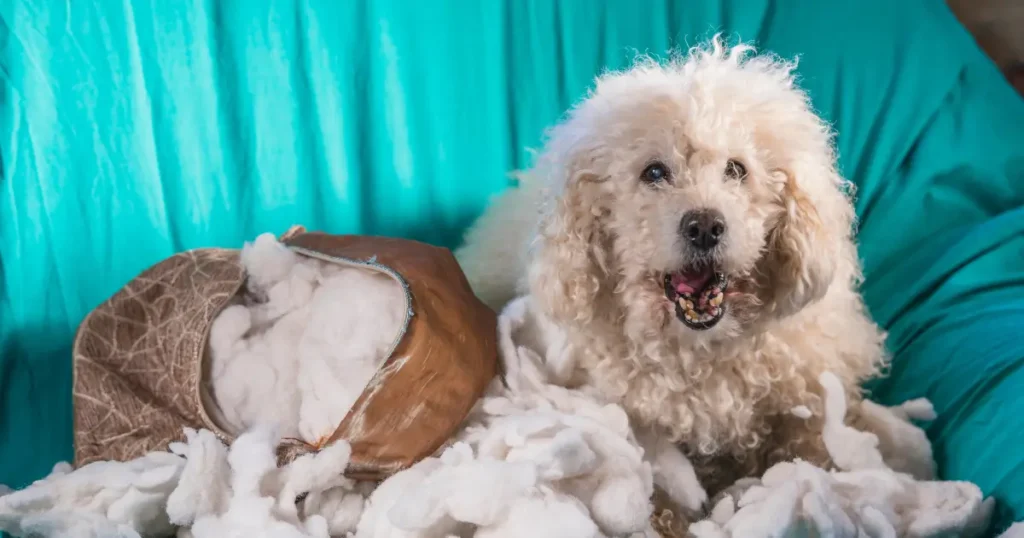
[704,394,937,484]
[687,413,833,499]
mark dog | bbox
[456,38,890,504]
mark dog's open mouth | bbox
[663,266,728,330]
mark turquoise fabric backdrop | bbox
[2,0,1023,533]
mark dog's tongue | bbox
[671,268,713,295]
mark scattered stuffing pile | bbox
[0,236,1005,538]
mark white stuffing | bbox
[0,249,999,537]
[790,405,812,419]
[207,233,407,444]
[175,425,356,538]
[0,455,183,537]
[852,398,937,480]
[819,371,889,472]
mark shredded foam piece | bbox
[182,426,355,538]
[0,454,184,537]
[0,426,359,538]
[790,405,812,419]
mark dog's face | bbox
[593,94,786,335]
[529,42,857,343]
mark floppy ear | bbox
[527,153,609,327]
[761,152,856,318]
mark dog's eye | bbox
[725,159,747,181]
[641,162,671,184]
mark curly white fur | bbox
[457,37,889,484]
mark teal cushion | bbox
[2,0,1022,532]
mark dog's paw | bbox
[660,469,708,516]
[636,428,709,516]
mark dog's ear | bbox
[760,154,855,319]
[528,151,609,327]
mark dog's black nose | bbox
[681,209,726,250]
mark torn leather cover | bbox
[71,226,499,481]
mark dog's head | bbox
[528,39,857,343]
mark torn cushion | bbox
[72,228,499,480]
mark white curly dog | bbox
[456,39,899,504]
